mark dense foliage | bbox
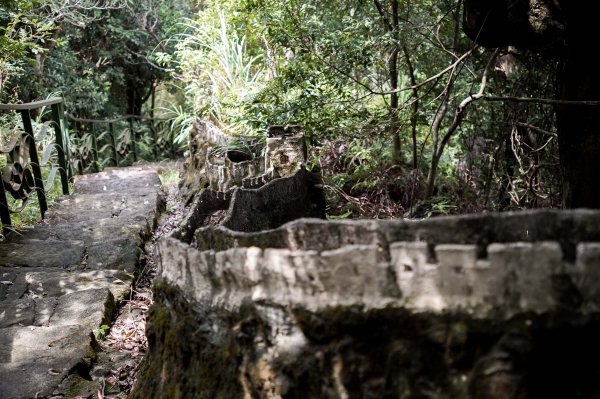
[1,0,562,218]
[162,0,560,217]
[1,0,194,117]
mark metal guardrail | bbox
[0,97,176,232]
[0,98,71,231]
[65,112,175,174]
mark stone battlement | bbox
[133,127,600,398]
[180,121,306,198]
[159,212,600,319]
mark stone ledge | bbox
[194,210,600,261]
[0,324,94,399]
[158,232,600,318]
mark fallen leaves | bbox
[105,290,150,355]
[91,175,188,396]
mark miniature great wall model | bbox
[132,122,600,399]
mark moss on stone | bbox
[65,375,98,398]
[130,280,245,399]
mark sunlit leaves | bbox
[168,11,266,135]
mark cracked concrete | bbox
[0,166,162,399]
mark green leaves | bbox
[169,11,266,136]
[93,324,111,341]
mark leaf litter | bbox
[90,163,187,398]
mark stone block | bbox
[389,241,428,299]
[487,242,563,313]
[22,269,132,300]
[0,324,92,399]
[265,126,305,178]
[318,245,388,306]
[575,242,600,308]
[215,247,260,290]
[467,259,500,307]
[435,244,477,307]
[0,239,84,268]
[156,237,211,298]
[50,288,113,328]
[0,298,35,328]
[261,248,295,303]
[186,248,216,303]
[86,237,140,273]
[262,248,320,305]
[33,297,58,327]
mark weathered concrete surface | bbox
[134,125,600,397]
[180,120,310,202]
[220,168,326,233]
[0,166,162,399]
[174,167,325,244]
[135,210,600,399]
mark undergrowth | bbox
[314,137,483,220]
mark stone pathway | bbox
[0,166,163,399]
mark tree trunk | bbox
[425,95,450,197]
[389,0,402,165]
[556,55,600,208]
[462,0,600,208]
[402,44,419,169]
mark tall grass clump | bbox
[157,12,266,143]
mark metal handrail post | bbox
[19,110,48,218]
[108,122,119,166]
[51,103,70,195]
[91,123,100,172]
[129,118,138,163]
[59,103,75,181]
[150,119,158,160]
[0,179,12,232]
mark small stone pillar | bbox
[265,125,306,178]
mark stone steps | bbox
[0,166,162,398]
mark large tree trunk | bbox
[389,0,402,165]
[463,0,600,208]
[556,39,600,208]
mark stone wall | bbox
[133,208,600,398]
[133,125,600,398]
[158,215,600,318]
[180,121,307,201]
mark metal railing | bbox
[0,98,72,231]
[66,112,175,174]
[0,97,176,232]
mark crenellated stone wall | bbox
[133,208,600,398]
[180,121,307,200]
[133,124,600,398]
[159,212,600,319]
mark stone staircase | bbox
[0,166,162,399]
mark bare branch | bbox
[409,48,475,92]
[438,48,500,156]
[516,122,557,138]
[124,45,173,72]
[484,96,600,106]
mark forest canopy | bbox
[1,0,566,218]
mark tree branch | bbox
[484,96,600,106]
[372,0,393,31]
[124,45,172,72]
[516,122,557,138]
[438,48,500,155]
